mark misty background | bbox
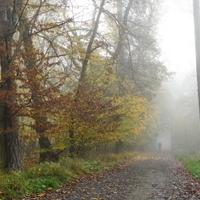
[154,0,200,151]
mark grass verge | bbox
[0,151,137,199]
[174,153,200,178]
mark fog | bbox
[67,0,200,153]
[154,0,200,152]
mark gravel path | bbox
[25,152,200,200]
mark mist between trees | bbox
[0,0,172,171]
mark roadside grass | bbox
[174,153,200,178]
[0,151,137,199]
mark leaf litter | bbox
[23,152,200,200]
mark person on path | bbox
[158,142,162,152]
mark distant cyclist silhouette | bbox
[158,142,162,152]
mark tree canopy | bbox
[0,0,170,170]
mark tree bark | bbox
[23,33,58,162]
[69,0,106,156]
[39,136,59,162]
[0,0,22,171]
[113,0,133,60]
[19,9,60,163]
[193,0,200,118]
[79,0,106,82]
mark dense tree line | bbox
[0,0,170,171]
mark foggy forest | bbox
[1,0,200,199]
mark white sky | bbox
[158,0,196,77]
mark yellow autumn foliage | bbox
[51,85,157,153]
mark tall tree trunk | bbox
[79,0,106,82]
[114,0,133,150]
[0,0,22,170]
[19,13,59,163]
[69,0,106,156]
[113,0,133,61]
[193,0,200,118]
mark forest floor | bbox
[24,152,200,200]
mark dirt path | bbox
[126,153,179,200]
[25,152,200,200]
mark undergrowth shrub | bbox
[0,151,137,199]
